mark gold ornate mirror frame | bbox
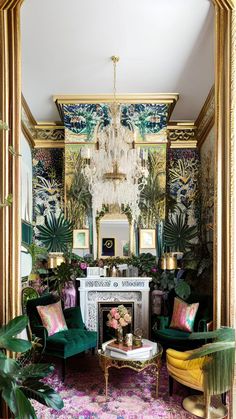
[0,0,235,415]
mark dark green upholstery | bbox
[46,329,97,358]
[26,293,97,379]
[153,290,213,351]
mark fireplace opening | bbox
[98,302,134,347]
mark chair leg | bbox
[169,375,173,397]
[221,392,227,405]
[205,391,211,419]
[91,347,95,355]
[62,358,66,382]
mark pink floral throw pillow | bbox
[37,300,68,336]
[170,297,199,332]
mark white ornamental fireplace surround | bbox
[77,276,151,340]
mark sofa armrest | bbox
[63,306,86,329]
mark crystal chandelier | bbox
[82,56,149,221]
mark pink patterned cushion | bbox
[37,300,68,336]
[170,297,199,332]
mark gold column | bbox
[0,0,23,325]
[213,0,235,328]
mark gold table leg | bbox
[104,367,109,397]
[156,367,159,398]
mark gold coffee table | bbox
[98,340,163,398]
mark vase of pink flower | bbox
[107,305,132,343]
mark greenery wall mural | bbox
[63,103,168,143]
[32,148,64,246]
[167,148,201,241]
[64,144,92,229]
[139,145,166,228]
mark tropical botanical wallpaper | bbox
[63,103,168,143]
[167,148,201,233]
[200,127,215,244]
[32,148,64,244]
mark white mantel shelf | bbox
[77,276,151,340]
[78,276,151,291]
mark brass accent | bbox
[103,162,126,181]
[34,139,65,149]
[182,395,227,418]
[111,55,119,63]
[98,344,162,398]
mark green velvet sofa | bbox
[26,293,97,380]
[152,290,213,351]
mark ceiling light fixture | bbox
[82,56,148,221]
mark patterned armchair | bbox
[26,293,97,381]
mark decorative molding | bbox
[195,86,215,148]
[167,122,197,148]
[21,95,65,148]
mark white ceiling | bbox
[21,0,214,123]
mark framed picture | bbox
[102,238,115,257]
[73,229,89,249]
[139,229,156,250]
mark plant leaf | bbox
[21,381,64,410]
[0,337,32,353]
[19,363,54,380]
[14,387,37,419]
[0,315,29,338]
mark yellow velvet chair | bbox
[166,327,235,419]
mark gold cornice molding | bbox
[21,95,65,147]
[53,93,179,104]
[195,86,215,148]
[167,122,197,148]
[34,139,65,149]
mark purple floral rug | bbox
[33,354,197,419]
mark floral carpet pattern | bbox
[34,354,196,419]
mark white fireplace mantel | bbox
[77,276,151,339]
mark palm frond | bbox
[37,212,73,252]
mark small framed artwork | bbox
[139,229,156,250]
[73,229,89,249]
[102,238,115,257]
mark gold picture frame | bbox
[139,229,156,250]
[73,229,89,249]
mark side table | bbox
[98,340,163,398]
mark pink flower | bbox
[110,307,118,317]
[114,312,120,320]
[80,262,87,270]
[109,318,118,329]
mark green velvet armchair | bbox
[26,293,97,381]
[152,290,213,351]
